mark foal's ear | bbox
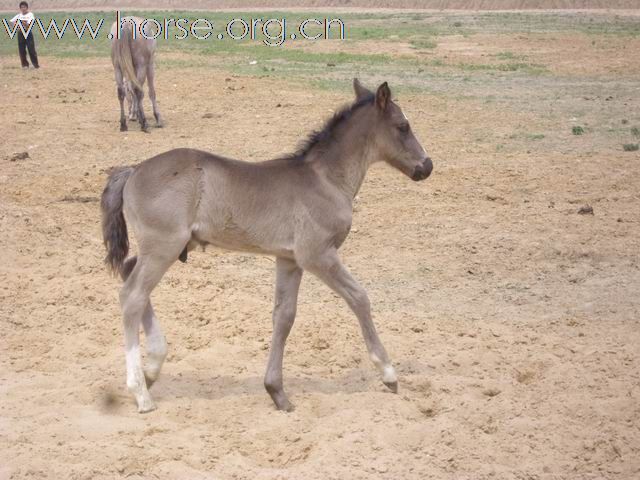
[353,78,372,101]
[375,82,391,112]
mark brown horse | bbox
[101,80,433,412]
[110,17,163,132]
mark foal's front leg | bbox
[302,249,398,392]
[264,257,303,411]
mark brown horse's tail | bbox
[114,28,141,91]
[101,166,134,276]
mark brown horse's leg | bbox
[124,81,137,121]
[264,257,303,411]
[134,68,149,133]
[147,63,163,127]
[301,249,398,393]
[115,68,127,131]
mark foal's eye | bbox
[397,124,410,134]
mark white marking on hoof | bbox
[370,353,397,383]
[137,397,157,413]
[383,365,397,384]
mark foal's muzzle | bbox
[411,157,433,181]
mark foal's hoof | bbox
[383,380,398,393]
[137,398,157,413]
[144,371,158,389]
[120,124,128,132]
[268,391,295,412]
[276,400,295,412]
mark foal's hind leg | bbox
[300,249,398,393]
[121,257,168,388]
[147,63,163,127]
[119,253,174,412]
[141,302,167,387]
[264,257,303,411]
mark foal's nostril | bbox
[410,156,433,181]
[412,167,427,181]
[423,157,433,177]
[410,157,433,181]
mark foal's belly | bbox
[190,217,294,259]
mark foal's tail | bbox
[101,166,134,276]
[114,30,141,91]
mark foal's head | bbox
[354,79,433,181]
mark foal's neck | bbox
[309,108,375,200]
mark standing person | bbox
[10,1,39,69]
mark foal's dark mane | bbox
[282,93,375,163]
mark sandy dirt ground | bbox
[2,11,640,480]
